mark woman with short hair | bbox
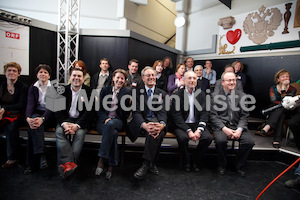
[258,69,298,148]
[24,64,55,174]
[0,62,28,168]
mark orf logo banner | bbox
[5,31,20,39]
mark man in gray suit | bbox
[210,71,254,176]
[214,65,243,93]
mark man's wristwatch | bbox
[41,117,45,122]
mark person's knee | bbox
[214,135,227,145]
[55,126,65,138]
[241,137,255,147]
[76,129,86,140]
[105,120,115,130]
[202,132,213,143]
[177,135,189,144]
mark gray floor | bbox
[1,120,300,200]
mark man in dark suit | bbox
[194,65,210,93]
[126,59,143,90]
[214,65,243,93]
[128,66,167,180]
[171,71,212,171]
[210,71,254,176]
[55,68,93,178]
[90,58,112,92]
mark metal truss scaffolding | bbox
[57,0,80,84]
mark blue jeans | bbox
[97,118,123,166]
[0,118,22,160]
[55,124,87,165]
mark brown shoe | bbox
[255,130,267,137]
[2,160,18,168]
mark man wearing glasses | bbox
[214,65,243,93]
[128,67,167,180]
[210,71,254,177]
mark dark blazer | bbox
[171,88,208,132]
[127,86,167,142]
[167,74,180,95]
[97,86,131,127]
[25,84,52,120]
[196,77,210,93]
[0,79,28,114]
[55,84,93,129]
[156,75,167,92]
[214,79,243,93]
[210,88,249,131]
[126,71,143,90]
[90,71,112,90]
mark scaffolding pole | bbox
[56,0,80,84]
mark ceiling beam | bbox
[219,0,231,9]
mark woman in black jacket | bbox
[95,69,131,180]
[0,62,28,168]
[153,60,167,92]
[24,64,54,174]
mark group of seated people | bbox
[0,58,299,182]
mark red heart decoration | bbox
[226,29,242,45]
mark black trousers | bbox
[268,107,300,142]
[142,118,166,163]
[267,108,286,142]
[214,130,254,170]
[174,123,212,165]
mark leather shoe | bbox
[63,162,77,178]
[106,171,112,180]
[2,160,18,168]
[134,164,149,180]
[237,169,246,177]
[285,176,300,188]
[40,155,48,169]
[256,129,267,137]
[218,167,226,175]
[273,142,281,149]
[150,163,159,175]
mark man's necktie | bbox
[147,89,154,120]
[227,93,233,123]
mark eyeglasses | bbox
[223,79,236,83]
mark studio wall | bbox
[195,54,300,117]
[28,26,57,85]
[79,35,177,75]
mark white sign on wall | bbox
[0,20,29,75]
[218,0,300,55]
